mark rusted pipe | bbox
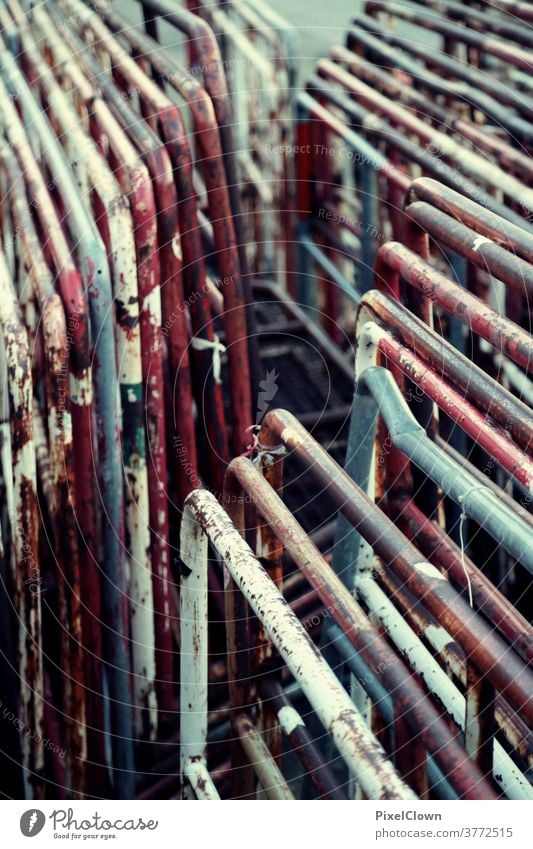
[376,242,533,372]
[225,455,498,798]
[259,409,533,729]
[182,488,417,800]
[357,289,533,452]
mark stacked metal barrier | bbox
[0,0,260,799]
[175,186,533,797]
[178,400,532,799]
[0,0,531,804]
[183,0,296,283]
[295,0,533,332]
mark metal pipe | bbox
[357,289,533,452]
[363,321,533,490]
[329,46,533,182]
[0,38,134,795]
[359,365,533,569]
[45,3,199,507]
[32,4,176,716]
[233,714,295,800]
[406,201,533,298]
[353,16,533,130]
[0,73,106,788]
[297,92,410,195]
[365,1,533,73]
[260,409,533,728]
[182,488,417,800]
[180,503,212,799]
[183,760,220,801]
[225,456,498,798]
[409,177,533,263]
[91,0,253,454]
[16,19,157,741]
[315,57,533,213]
[0,247,42,798]
[59,0,229,491]
[395,498,533,667]
[403,0,533,46]
[376,241,533,372]
[346,23,533,146]
[308,69,530,233]
[259,679,347,800]
[0,145,87,792]
[354,567,532,799]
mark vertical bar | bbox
[465,662,497,779]
[255,427,285,764]
[180,505,210,798]
[222,473,256,798]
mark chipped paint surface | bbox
[278,705,306,736]
[0,247,42,796]
[182,489,416,800]
[17,23,156,740]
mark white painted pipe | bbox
[181,490,417,801]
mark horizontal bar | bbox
[365,1,533,70]
[406,201,533,297]
[409,178,533,261]
[363,321,533,490]
[357,288,533,453]
[376,241,533,371]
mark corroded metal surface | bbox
[182,488,417,801]
[261,410,533,730]
[225,452,499,800]
[377,242,533,371]
[0,0,531,805]
[0,247,42,797]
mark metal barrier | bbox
[355,8,533,143]
[17,16,158,741]
[320,191,533,799]
[404,177,533,359]
[185,0,296,283]
[0,145,87,795]
[180,488,417,801]
[185,409,527,799]
[0,0,279,800]
[0,245,42,797]
[324,46,533,193]
[0,0,531,805]
[294,6,533,334]
[26,0,176,722]
[0,26,136,794]
[375,242,533,371]
[56,0,251,465]
[365,1,533,74]
[335,348,533,797]
[294,89,410,312]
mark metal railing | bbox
[0,0,531,805]
[180,488,417,801]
